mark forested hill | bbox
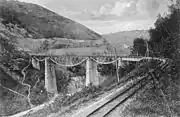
[103,30,149,48]
[0,0,102,40]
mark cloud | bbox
[82,0,137,20]
[80,20,155,34]
[54,7,81,17]
[18,0,171,21]
[110,0,136,16]
[99,4,112,15]
[17,0,171,34]
[82,0,171,21]
[135,0,165,18]
[18,0,39,4]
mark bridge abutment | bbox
[86,58,99,86]
[45,57,58,94]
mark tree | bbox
[131,38,147,56]
[97,58,116,76]
[67,65,86,76]
[148,1,180,59]
[0,33,16,66]
[0,5,24,28]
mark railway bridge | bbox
[30,50,165,94]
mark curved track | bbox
[86,75,152,117]
[85,61,169,117]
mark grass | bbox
[0,87,31,116]
[23,85,104,117]
[122,72,180,117]
[21,79,127,117]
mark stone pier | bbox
[85,58,99,86]
[45,57,57,93]
[118,58,124,78]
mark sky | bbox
[19,0,172,34]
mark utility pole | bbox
[113,47,120,83]
[145,39,149,57]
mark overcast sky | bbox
[19,0,172,34]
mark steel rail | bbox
[86,74,150,117]
[102,78,152,117]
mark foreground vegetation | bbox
[125,1,180,116]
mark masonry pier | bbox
[85,58,99,86]
[45,57,58,93]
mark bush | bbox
[61,84,102,106]
[56,70,71,94]
[67,65,86,76]
[0,5,25,28]
[97,63,116,76]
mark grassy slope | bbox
[0,67,30,116]
[123,74,180,117]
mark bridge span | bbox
[30,52,165,62]
[30,51,166,94]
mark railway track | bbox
[73,60,169,117]
[87,75,152,117]
[113,60,163,89]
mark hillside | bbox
[103,30,149,51]
[0,0,112,116]
[0,0,114,53]
[0,0,102,40]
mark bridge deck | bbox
[30,52,138,57]
[30,53,166,62]
[30,54,132,57]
